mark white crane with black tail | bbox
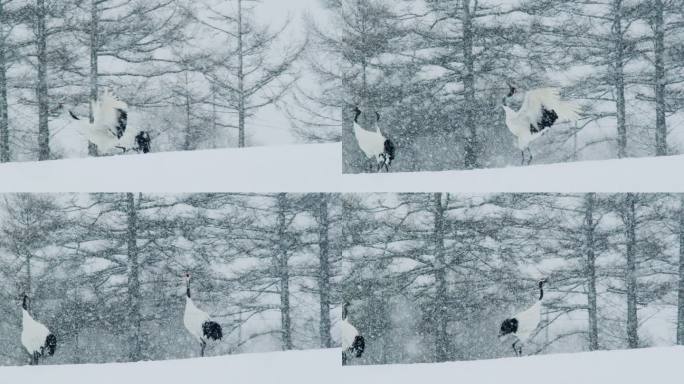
[499,278,547,356]
[69,90,152,154]
[183,273,223,357]
[353,107,395,172]
[502,86,579,165]
[21,294,57,365]
[341,302,365,365]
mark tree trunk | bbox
[0,0,9,163]
[237,0,245,148]
[25,253,32,297]
[653,0,667,156]
[612,0,628,159]
[624,193,639,348]
[317,194,332,348]
[677,194,684,344]
[462,0,478,169]
[88,0,99,156]
[584,193,599,350]
[433,193,449,362]
[276,193,293,350]
[184,72,192,150]
[36,0,50,161]
[126,193,143,361]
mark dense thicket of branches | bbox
[341,193,684,364]
[0,193,340,366]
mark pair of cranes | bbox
[69,90,152,155]
[351,86,580,170]
[342,278,548,364]
[18,272,223,366]
[20,276,544,367]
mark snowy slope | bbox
[344,154,684,193]
[0,143,682,192]
[1,347,682,384]
[0,144,342,192]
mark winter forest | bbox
[0,0,682,169]
[341,193,684,365]
[0,0,316,161]
[0,193,341,365]
[340,0,684,172]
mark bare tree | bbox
[195,0,301,147]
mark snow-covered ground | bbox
[1,347,682,384]
[345,154,684,193]
[0,144,342,192]
[0,143,683,192]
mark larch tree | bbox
[194,0,302,148]
[0,0,22,163]
[70,0,189,155]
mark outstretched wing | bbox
[93,91,128,138]
[524,88,579,123]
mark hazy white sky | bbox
[246,0,325,147]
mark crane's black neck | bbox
[538,280,545,301]
[342,302,349,320]
[22,294,29,311]
[353,108,361,124]
[185,277,191,299]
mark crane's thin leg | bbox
[527,147,533,165]
[200,341,206,357]
[512,341,521,357]
[342,351,347,366]
[521,150,525,166]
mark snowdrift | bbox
[0,144,343,192]
[1,347,682,384]
[344,154,684,193]
[0,143,682,192]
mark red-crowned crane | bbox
[499,279,547,356]
[502,86,579,165]
[69,90,151,154]
[183,273,222,357]
[341,302,365,365]
[21,294,56,365]
[353,107,395,172]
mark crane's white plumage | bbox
[340,302,365,365]
[21,309,51,354]
[354,120,386,162]
[340,317,360,351]
[21,295,56,365]
[511,300,541,343]
[503,88,579,164]
[184,296,211,344]
[352,107,395,172]
[182,273,222,357]
[499,279,547,356]
[71,90,139,154]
